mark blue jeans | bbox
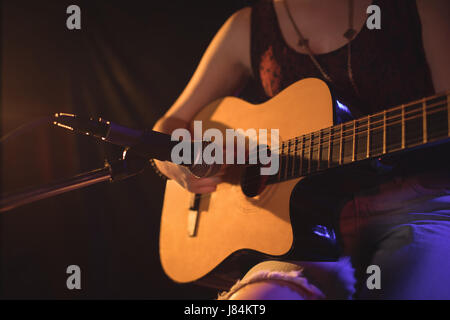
[352,192,450,299]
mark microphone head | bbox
[53,113,110,139]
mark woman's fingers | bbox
[166,163,224,194]
[191,185,218,194]
[188,176,222,193]
[191,176,221,186]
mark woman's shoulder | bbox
[227,6,252,30]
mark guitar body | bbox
[159,78,347,284]
[158,77,450,286]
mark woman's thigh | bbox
[218,258,356,300]
[355,208,450,299]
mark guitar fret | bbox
[366,116,371,158]
[292,138,298,177]
[342,122,354,164]
[401,105,405,149]
[298,136,304,176]
[369,113,384,157]
[283,141,288,180]
[330,126,341,167]
[317,130,322,170]
[320,129,330,170]
[310,132,320,173]
[404,102,423,147]
[385,108,402,152]
[298,137,302,176]
[283,142,289,180]
[352,120,356,162]
[298,136,303,176]
[277,143,284,182]
[425,94,449,142]
[383,110,387,154]
[447,93,450,137]
[300,135,307,176]
[339,123,343,165]
[327,128,332,168]
[355,117,368,161]
[287,139,295,179]
[307,133,313,174]
[289,140,295,178]
[422,99,428,143]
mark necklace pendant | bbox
[297,38,309,47]
[344,28,356,40]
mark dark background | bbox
[0,0,253,299]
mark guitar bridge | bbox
[187,194,201,237]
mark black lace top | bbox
[249,0,435,115]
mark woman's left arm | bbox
[416,0,450,93]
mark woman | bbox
[153,0,450,299]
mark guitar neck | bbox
[270,91,450,183]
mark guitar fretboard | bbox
[268,92,450,184]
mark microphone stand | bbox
[0,149,148,213]
[0,113,213,213]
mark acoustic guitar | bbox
[159,78,449,286]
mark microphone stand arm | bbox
[0,150,148,213]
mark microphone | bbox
[53,113,221,177]
[53,112,181,161]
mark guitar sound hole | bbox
[241,164,268,197]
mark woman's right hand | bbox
[154,159,222,194]
[152,116,222,194]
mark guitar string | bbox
[282,103,448,157]
[189,102,447,194]
[277,97,448,149]
[209,98,447,162]
[276,91,449,147]
[186,93,448,164]
[246,105,446,164]
[224,100,448,162]
[189,104,448,201]
[183,94,449,200]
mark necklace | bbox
[283,0,360,95]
